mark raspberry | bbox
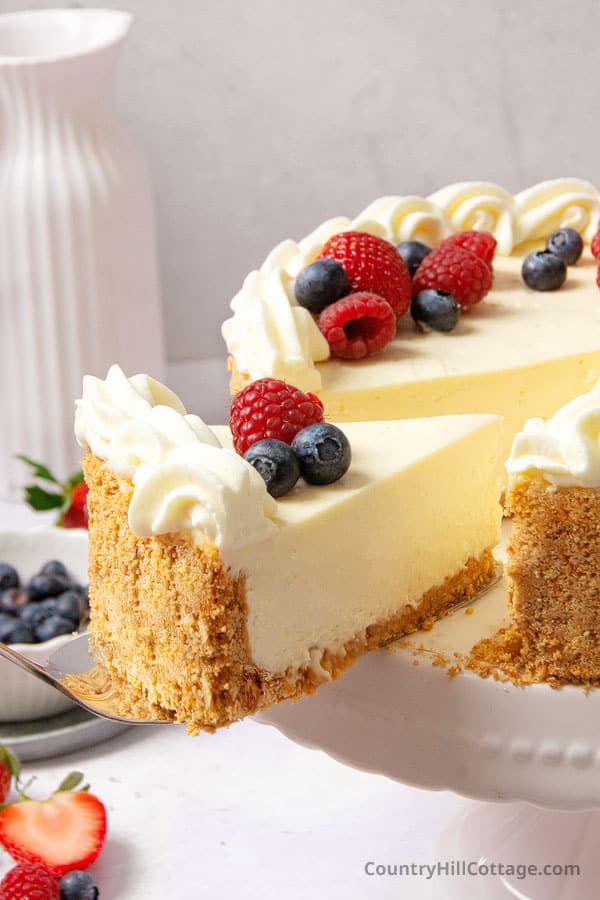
[439,230,497,267]
[230,378,324,456]
[596,265,600,289]
[0,863,59,900]
[412,245,492,309]
[318,231,411,316]
[591,228,600,260]
[318,292,396,359]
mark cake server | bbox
[0,634,164,725]
[0,571,501,726]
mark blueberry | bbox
[56,590,83,624]
[27,572,70,602]
[0,563,19,591]
[2,620,35,644]
[40,559,69,578]
[0,588,28,616]
[546,227,583,265]
[0,613,17,641]
[291,423,351,485]
[294,259,351,314]
[396,240,431,277]
[411,289,460,333]
[59,869,99,900]
[244,439,300,498]
[34,614,74,643]
[21,598,59,628]
[522,250,567,291]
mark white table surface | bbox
[0,501,564,900]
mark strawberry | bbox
[0,862,59,900]
[318,231,412,317]
[412,244,493,309]
[0,773,106,877]
[0,747,19,804]
[592,228,600,261]
[18,458,88,530]
[438,230,497,268]
[59,483,89,530]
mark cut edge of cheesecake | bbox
[85,414,504,734]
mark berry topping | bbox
[244,439,300,498]
[545,227,583,265]
[0,747,19,805]
[291,423,352,485]
[0,862,59,900]
[396,240,431,277]
[0,776,107,876]
[591,228,600,260]
[318,231,412,316]
[318,292,396,360]
[439,231,497,267]
[412,245,493,309]
[230,378,324,456]
[411,289,460,333]
[59,870,99,900]
[521,250,567,291]
[294,259,351,314]
[0,565,19,592]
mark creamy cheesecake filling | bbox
[215,417,503,673]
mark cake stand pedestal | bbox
[260,573,600,898]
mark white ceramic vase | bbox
[0,9,165,498]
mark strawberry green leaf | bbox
[15,455,59,485]
[24,485,64,511]
[57,771,85,793]
[65,471,84,489]
[0,746,21,780]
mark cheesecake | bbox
[76,365,503,732]
[223,179,600,467]
[470,381,600,685]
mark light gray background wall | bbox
[2,0,599,372]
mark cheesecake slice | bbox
[77,366,503,733]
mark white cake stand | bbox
[260,566,600,899]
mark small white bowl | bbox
[0,526,88,722]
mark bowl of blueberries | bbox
[0,526,88,721]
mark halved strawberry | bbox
[0,781,106,877]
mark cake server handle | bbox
[0,634,166,725]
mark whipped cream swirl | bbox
[507,380,600,487]
[223,178,600,389]
[76,365,278,566]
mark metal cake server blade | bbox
[0,571,503,725]
[0,635,164,725]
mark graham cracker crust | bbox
[469,477,600,686]
[84,452,496,734]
